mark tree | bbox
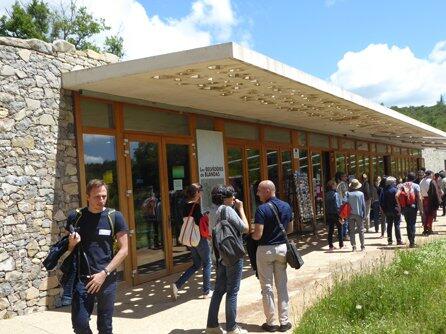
[0,0,124,58]
[0,0,50,41]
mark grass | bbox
[295,239,446,334]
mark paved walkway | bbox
[2,214,446,334]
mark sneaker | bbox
[171,283,178,300]
[206,327,227,334]
[360,246,365,252]
[409,243,416,248]
[422,230,429,236]
[388,241,393,245]
[228,325,248,334]
[203,290,214,299]
[397,241,405,246]
[352,246,357,252]
[278,322,292,332]
[261,323,278,332]
[379,235,384,239]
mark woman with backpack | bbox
[171,183,212,300]
[206,185,249,334]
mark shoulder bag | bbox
[179,203,201,247]
[267,202,304,270]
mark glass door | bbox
[126,139,167,281]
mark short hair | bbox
[86,179,108,195]
[385,176,396,186]
[425,170,433,176]
[185,183,202,200]
[406,172,416,181]
[327,180,337,189]
[211,185,235,205]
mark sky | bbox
[2,0,446,107]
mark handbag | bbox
[339,202,352,219]
[267,202,304,270]
[179,203,201,247]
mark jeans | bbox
[256,244,289,326]
[342,221,349,238]
[71,276,117,334]
[402,207,417,246]
[364,199,372,230]
[348,214,365,248]
[385,213,402,243]
[206,259,243,331]
[175,237,212,294]
[327,214,343,248]
[370,201,380,232]
[61,269,76,306]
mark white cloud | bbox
[1,0,250,59]
[84,155,104,164]
[330,42,446,107]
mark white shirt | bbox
[419,177,432,197]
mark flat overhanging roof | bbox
[62,42,446,148]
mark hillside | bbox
[391,102,446,132]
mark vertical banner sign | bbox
[196,130,226,218]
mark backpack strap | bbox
[107,208,116,237]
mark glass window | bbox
[83,134,119,209]
[81,99,114,128]
[124,105,189,135]
[348,154,356,177]
[265,128,291,143]
[377,144,387,153]
[377,156,384,176]
[309,133,329,149]
[281,150,292,201]
[247,148,261,218]
[357,141,368,151]
[371,156,377,179]
[299,132,307,147]
[336,153,346,173]
[331,137,339,150]
[342,139,355,150]
[227,148,244,202]
[299,149,308,174]
[196,117,214,130]
[225,122,258,140]
[267,150,279,191]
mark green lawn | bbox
[295,239,446,334]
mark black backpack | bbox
[212,206,245,266]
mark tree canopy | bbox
[391,95,446,132]
[0,0,124,58]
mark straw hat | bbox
[349,178,362,190]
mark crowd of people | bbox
[327,168,446,252]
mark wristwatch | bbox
[103,268,110,276]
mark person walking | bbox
[420,171,435,235]
[250,180,293,333]
[66,179,129,334]
[325,180,343,250]
[335,172,349,241]
[206,185,249,334]
[345,179,366,251]
[396,172,422,248]
[377,176,387,238]
[380,176,403,245]
[171,183,213,300]
[370,175,381,233]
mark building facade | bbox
[1,39,445,318]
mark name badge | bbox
[98,229,112,236]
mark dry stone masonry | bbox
[0,37,118,318]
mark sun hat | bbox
[349,179,362,190]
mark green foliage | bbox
[0,0,124,58]
[295,239,446,333]
[391,97,446,132]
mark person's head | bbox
[185,183,202,202]
[439,171,445,178]
[86,179,108,213]
[374,175,381,186]
[406,172,416,182]
[211,185,235,206]
[434,172,440,180]
[361,173,368,182]
[425,170,433,178]
[385,176,397,187]
[420,167,426,172]
[335,171,347,183]
[256,180,276,203]
[417,170,425,179]
[349,179,362,191]
[327,180,337,190]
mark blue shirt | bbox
[66,208,128,276]
[255,197,292,245]
[325,190,341,215]
[345,190,366,218]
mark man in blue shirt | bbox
[251,180,292,333]
[66,179,129,334]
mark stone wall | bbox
[422,148,446,172]
[0,37,118,318]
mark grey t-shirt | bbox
[215,205,245,234]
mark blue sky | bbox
[3,0,444,106]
